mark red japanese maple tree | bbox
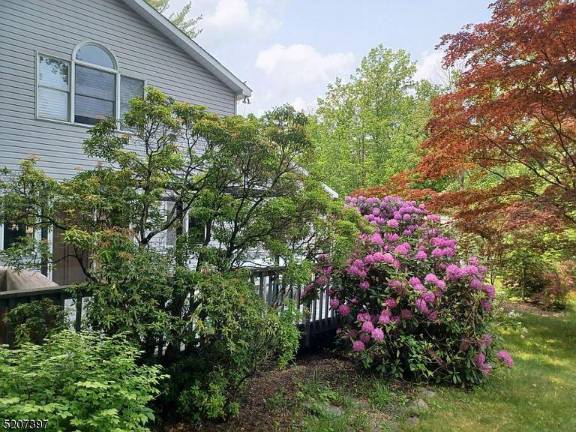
[364,0,576,236]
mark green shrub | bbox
[4,298,65,345]
[502,248,548,300]
[159,271,300,422]
[0,330,163,432]
[535,261,574,310]
[502,248,574,309]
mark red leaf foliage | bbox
[359,0,576,236]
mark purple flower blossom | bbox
[386,298,398,308]
[361,320,375,333]
[462,265,479,276]
[470,278,483,290]
[415,298,429,314]
[394,242,411,256]
[415,250,428,261]
[409,276,422,287]
[338,304,351,316]
[424,273,438,283]
[474,352,493,375]
[413,284,426,293]
[387,219,399,228]
[357,312,371,322]
[321,266,333,275]
[483,284,496,299]
[431,248,444,258]
[352,340,365,352]
[379,310,392,324]
[360,280,370,290]
[422,291,436,303]
[435,279,447,291]
[480,299,492,312]
[445,264,463,280]
[496,350,514,367]
[370,232,384,245]
[371,327,385,342]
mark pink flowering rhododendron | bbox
[496,350,514,367]
[303,195,511,385]
[352,340,365,352]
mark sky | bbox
[168,0,493,115]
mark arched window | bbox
[36,42,144,126]
[73,42,118,125]
[75,44,117,69]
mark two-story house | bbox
[0,0,252,285]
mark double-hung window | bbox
[36,42,145,126]
[37,56,70,121]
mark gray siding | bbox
[0,0,238,180]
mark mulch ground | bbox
[163,355,361,432]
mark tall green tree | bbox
[306,46,438,195]
[146,0,202,38]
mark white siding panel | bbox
[0,0,238,179]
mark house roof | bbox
[121,0,252,99]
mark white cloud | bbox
[255,44,355,84]
[291,96,315,113]
[190,0,282,38]
[245,44,356,115]
[414,50,446,85]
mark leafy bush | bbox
[4,298,65,345]
[159,271,300,422]
[536,261,574,310]
[0,330,163,432]
[502,246,574,309]
[501,248,548,300]
[304,195,512,385]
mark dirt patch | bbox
[161,355,406,432]
[162,356,354,431]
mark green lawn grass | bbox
[403,301,576,432]
[207,299,576,432]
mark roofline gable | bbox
[121,0,252,99]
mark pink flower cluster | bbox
[304,195,511,379]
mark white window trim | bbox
[35,42,147,129]
[0,222,4,251]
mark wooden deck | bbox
[0,267,339,346]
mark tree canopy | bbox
[305,46,439,195]
[0,87,360,360]
[146,0,202,38]
[382,0,576,237]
